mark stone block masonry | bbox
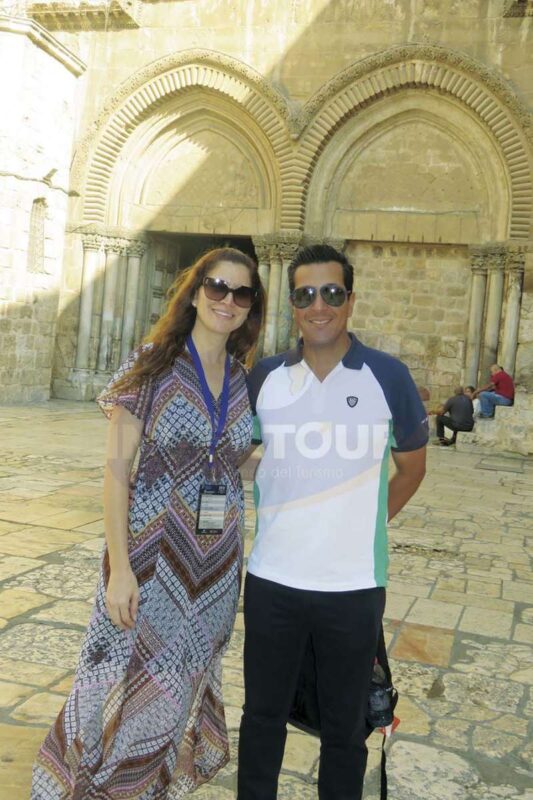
[346,242,470,401]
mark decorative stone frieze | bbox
[0,14,86,75]
[25,0,141,30]
[503,0,533,17]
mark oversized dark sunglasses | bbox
[290,283,350,309]
[202,276,256,309]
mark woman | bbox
[32,247,265,800]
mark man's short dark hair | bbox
[288,244,354,293]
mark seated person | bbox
[473,364,515,418]
[433,386,474,446]
[464,385,481,417]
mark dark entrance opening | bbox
[146,232,256,328]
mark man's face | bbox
[291,261,355,349]
[490,364,499,376]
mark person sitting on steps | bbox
[473,364,515,418]
[432,385,474,447]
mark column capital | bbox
[505,245,526,274]
[125,239,147,258]
[251,235,271,263]
[104,237,128,254]
[485,245,507,272]
[468,246,488,275]
[81,232,104,251]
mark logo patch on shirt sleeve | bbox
[346,396,359,408]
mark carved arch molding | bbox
[75,45,533,240]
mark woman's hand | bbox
[106,567,139,631]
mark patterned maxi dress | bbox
[32,345,252,800]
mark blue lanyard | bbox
[186,335,231,468]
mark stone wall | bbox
[0,21,83,401]
[346,242,471,402]
[515,253,533,391]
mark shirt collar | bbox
[283,332,365,370]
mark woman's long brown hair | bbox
[112,247,265,392]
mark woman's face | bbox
[193,261,253,338]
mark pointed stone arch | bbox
[73,50,295,227]
[290,44,533,239]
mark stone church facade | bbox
[0,0,532,446]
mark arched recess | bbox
[107,91,278,235]
[73,50,295,231]
[306,94,511,243]
[293,45,533,239]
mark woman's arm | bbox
[103,405,143,631]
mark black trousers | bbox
[436,414,473,442]
[237,574,385,800]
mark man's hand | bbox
[388,446,426,522]
[106,567,139,631]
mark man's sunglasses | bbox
[290,283,350,309]
[202,276,256,309]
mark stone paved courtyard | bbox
[0,402,532,800]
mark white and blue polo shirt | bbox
[246,334,428,592]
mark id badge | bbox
[196,482,226,535]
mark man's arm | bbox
[388,446,426,522]
[473,381,494,397]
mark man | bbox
[474,364,515,418]
[238,244,427,800]
[433,385,474,447]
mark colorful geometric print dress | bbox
[32,345,252,800]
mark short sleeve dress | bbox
[32,344,252,800]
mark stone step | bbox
[456,390,533,455]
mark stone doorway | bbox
[146,232,256,329]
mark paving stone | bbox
[391,623,454,667]
[10,691,65,724]
[3,561,99,599]
[0,624,84,669]
[432,717,471,749]
[503,581,533,603]
[0,681,35,708]
[459,606,513,639]
[0,527,91,557]
[513,624,533,644]
[386,741,480,799]
[0,657,68,687]
[384,592,415,621]
[406,597,463,629]
[30,599,93,626]
[0,724,47,798]
[0,587,51,619]
[442,673,524,713]
[394,696,430,735]
[0,556,42,581]
[471,727,522,759]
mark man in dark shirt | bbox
[434,386,474,446]
[474,364,515,418]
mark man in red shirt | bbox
[474,364,515,418]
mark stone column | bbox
[97,238,124,373]
[464,247,488,387]
[500,247,525,375]
[253,236,271,296]
[276,237,301,352]
[120,240,146,362]
[252,236,271,358]
[480,246,506,378]
[263,244,282,357]
[112,247,128,370]
[75,233,102,370]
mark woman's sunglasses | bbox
[202,276,256,309]
[290,283,350,309]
